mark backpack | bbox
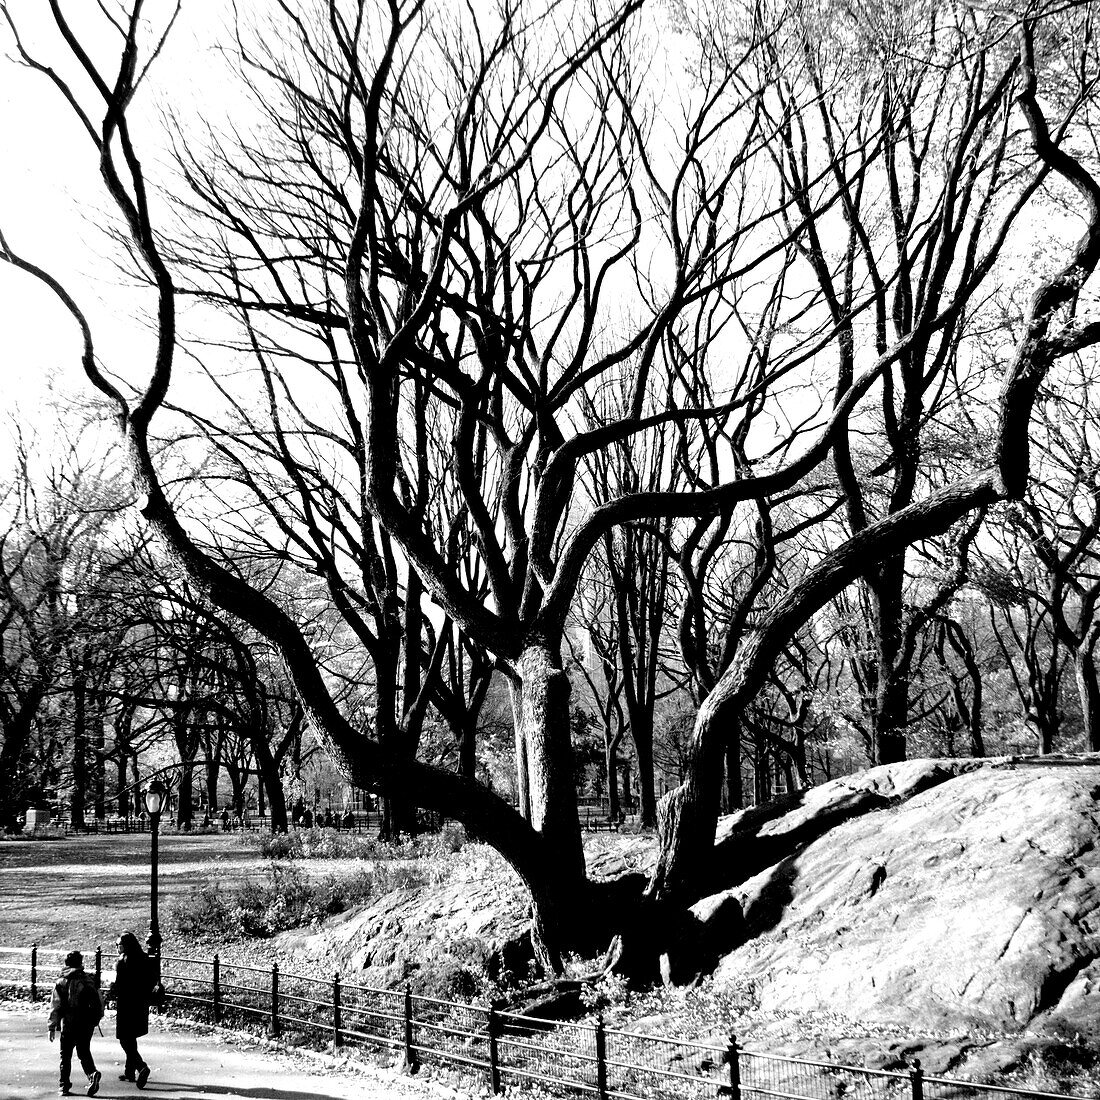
[67,972,104,1026]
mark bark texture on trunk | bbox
[631,719,658,828]
[70,667,88,830]
[1075,649,1100,752]
[252,731,287,832]
[513,643,584,880]
[870,566,910,766]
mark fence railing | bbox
[0,944,1089,1100]
[31,811,385,836]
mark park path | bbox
[0,1005,462,1100]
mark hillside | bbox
[692,757,1100,1080]
[278,757,1100,1086]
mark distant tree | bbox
[999,361,1100,749]
[568,569,630,824]
[0,426,127,826]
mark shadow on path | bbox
[146,1085,361,1100]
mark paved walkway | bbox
[1,1007,462,1100]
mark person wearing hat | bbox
[48,950,103,1097]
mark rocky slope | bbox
[277,846,532,993]
[674,756,1100,1081]
[279,757,1100,1084]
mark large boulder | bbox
[700,758,1100,1057]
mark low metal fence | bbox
[2,944,1091,1100]
[0,944,108,1003]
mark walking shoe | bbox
[136,1066,150,1090]
[87,1070,101,1097]
[119,1073,136,1081]
[59,1087,72,1096]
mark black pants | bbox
[119,1035,147,1077]
[59,1025,97,1088]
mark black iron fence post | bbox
[30,943,37,1003]
[332,973,342,1048]
[212,954,221,1023]
[910,1059,924,1100]
[270,962,280,1037]
[595,1014,608,1100]
[487,1006,501,1095]
[403,985,418,1071]
[94,946,102,989]
[723,1033,741,1100]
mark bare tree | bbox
[5,0,1100,975]
[645,9,1100,910]
[998,359,1100,748]
[0,425,127,826]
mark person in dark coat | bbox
[106,933,152,1088]
[48,950,102,1097]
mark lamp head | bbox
[143,778,166,817]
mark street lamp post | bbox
[143,779,166,985]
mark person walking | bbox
[48,950,103,1097]
[107,933,153,1088]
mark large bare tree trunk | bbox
[70,666,88,830]
[251,729,288,832]
[630,717,658,828]
[649,472,1003,905]
[605,737,620,822]
[205,754,220,813]
[870,565,909,765]
[1074,649,1100,752]
[511,642,584,879]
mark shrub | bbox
[256,831,302,859]
[246,823,468,861]
[580,971,629,1012]
[170,859,429,940]
[421,821,467,856]
[408,960,484,1001]
[171,880,235,938]
[399,936,490,1001]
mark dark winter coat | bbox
[108,953,152,1039]
[48,966,103,1033]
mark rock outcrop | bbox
[280,756,1100,1082]
[278,855,532,994]
[687,756,1100,1079]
